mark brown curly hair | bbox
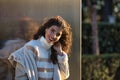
[33,16,72,64]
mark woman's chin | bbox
[47,41,54,45]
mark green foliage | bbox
[82,54,120,80]
[82,22,120,54]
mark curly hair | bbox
[33,16,72,64]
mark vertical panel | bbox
[0,0,80,80]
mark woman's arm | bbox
[8,45,37,80]
[15,63,28,80]
[57,52,70,79]
[53,42,70,79]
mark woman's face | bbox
[45,25,62,45]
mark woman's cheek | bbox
[55,38,60,42]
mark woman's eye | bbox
[56,33,60,36]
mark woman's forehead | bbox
[49,25,63,33]
[49,25,62,30]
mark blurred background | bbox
[0,0,80,80]
[82,0,120,80]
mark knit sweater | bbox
[8,36,69,80]
[36,36,54,79]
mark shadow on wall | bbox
[0,17,39,57]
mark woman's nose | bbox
[52,34,57,39]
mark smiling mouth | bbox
[48,38,54,45]
[49,38,54,42]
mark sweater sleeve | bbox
[8,45,38,80]
[15,63,28,80]
[57,52,70,79]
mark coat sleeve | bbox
[57,52,70,79]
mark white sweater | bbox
[36,36,54,79]
[8,36,69,80]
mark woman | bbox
[8,16,72,80]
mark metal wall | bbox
[0,0,80,80]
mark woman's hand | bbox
[53,42,63,56]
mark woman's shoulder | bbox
[25,40,38,47]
